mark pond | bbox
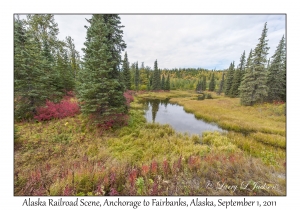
[141,99,225,136]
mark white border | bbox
[2,0,296,209]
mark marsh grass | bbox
[14,91,286,196]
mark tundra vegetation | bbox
[14,15,286,196]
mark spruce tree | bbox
[77,14,127,124]
[147,77,151,91]
[239,50,254,105]
[266,35,286,102]
[65,36,80,81]
[149,74,153,89]
[55,47,75,92]
[161,75,165,90]
[158,69,162,89]
[251,23,269,103]
[209,73,216,91]
[217,72,225,95]
[196,80,200,92]
[281,41,286,102]
[202,76,207,91]
[122,52,131,90]
[26,14,65,101]
[14,16,49,119]
[134,61,140,91]
[230,51,246,97]
[225,62,235,96]
[240,23,270,105]
[152,60,160,90]
[166,74,171,91]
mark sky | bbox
[53,14,285,70]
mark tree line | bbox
[220,22,286,105]
[14,15,285,126]
[14,15,80,120]
[121,54,171,92]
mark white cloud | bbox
[54,15,91,57]
[120,14,285,70]
[20,14,286,70]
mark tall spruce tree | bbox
[147,77,151,91]
[230,51,246,97]
[202,75,207,91]
[65,36,80,81]
[165,74,170,91]
[26,14,65,101]
[239,49,254,105]
[149,74,153,89]
[209,73,216,91]
[134,61,140,91]
[14,16,49,119]
[217,72,225,95]
[239,23,269,105]
[225,62,235,96]
[281,40,286,102]
[122,52,131,90]
[161,75,165,90]
[77,14,127,123]
[152,60,160,90]
[266,35,286,102]
[55,46,75,92]
[251,23,270,103]
[158,69,162,89]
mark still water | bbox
[141,99,225,136]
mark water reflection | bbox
[141,99,225,136]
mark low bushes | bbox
[34,99,80,121]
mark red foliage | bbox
[151,180,159,196]
[34,99,80,121]
[188,156,200,170]
[162,159,169,175]
[96,113,129,130]
[63,91,75,100]
[123,90,134,107]
[128,169,138,187]
[141,165,149,176]
[150,161,158,174]
[110,172,116,185]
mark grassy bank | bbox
[14,92,286,196]
[138,91,285,135]
[138,91,286,167]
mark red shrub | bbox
[63,91,75,100]
[151,180,159,196]
[141,165,149,176]
[150,161,158,174]
[128,169,138,187]
[34,99,80,121]
[188,155,201,170]
[162,159,169,175]
[110,172,116,185]
[96,113,129,130]
[123,90,134,107]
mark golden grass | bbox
[137,90,286,168]
[138,91,286,136]
[14,93,286,196]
